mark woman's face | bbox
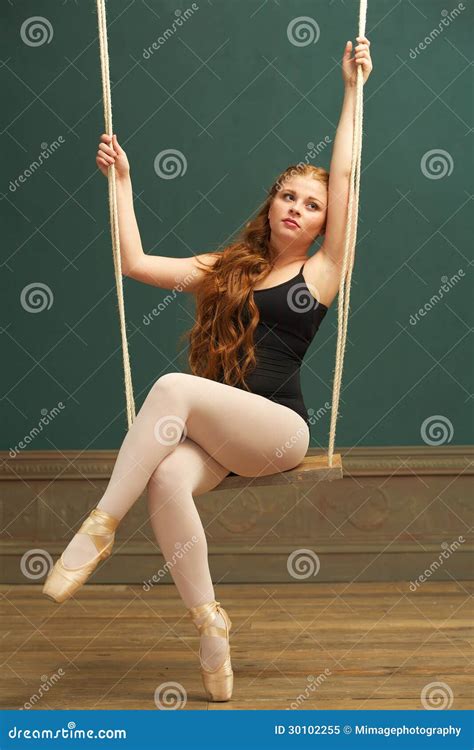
[267,175,327,250]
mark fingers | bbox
[97,154,115,166]
[353,36,371,65]
[97,150,115,165]
[99,133,122,154]
[97,147,116,167]
[98,141,117,158]
[99,133,113,152]
[112,133,121,153]
[96,145,115,165]
[97,133,125,172]
[354,36,370,52]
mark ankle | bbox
[95,503,122,522]
[194,609,224,630]
[198,612,229,672]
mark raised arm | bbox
[319,37,373,272]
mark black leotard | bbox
[219,263,328,428]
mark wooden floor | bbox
[1,582,472,710]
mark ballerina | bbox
[43,36,373,703]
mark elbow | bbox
[122,257,143,278]
[122,265,139,279]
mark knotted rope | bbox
[96,0,136,428]
[327,0,367,467]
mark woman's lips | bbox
[282,218,299,228]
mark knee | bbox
[275,423,310,472]
[146,452,190,498]
[146,464,175,514]
[147,373,189,417]
[151,372,188,395]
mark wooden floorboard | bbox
[1,582,472,710]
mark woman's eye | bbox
[283,193,318,210]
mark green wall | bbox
[1,0,472,451]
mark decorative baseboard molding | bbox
[1,446,472,584]
[1,445,472,479]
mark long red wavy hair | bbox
[179,164,329,390]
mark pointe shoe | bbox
[188,599,233,702]
[42,508,120,603]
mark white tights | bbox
[61,372,310,670]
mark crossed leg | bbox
[60,372,309,669]
[61,372,310,568]
[146,437,231,670]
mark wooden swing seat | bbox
[212,452,342,491]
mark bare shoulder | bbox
[125,251,220,293]
[303,247,341,308]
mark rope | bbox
[327,0,367,467]
[96,0,136,428]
